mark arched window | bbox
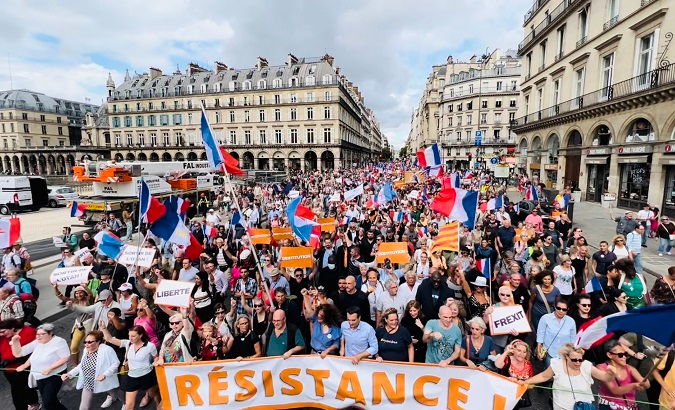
[257,79,267,89]
[243,81,252,91]
[322,74,332,85]
[305,76,315,86]
[228,81,236,91]
[273,78,282,88]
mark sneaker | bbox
[100,396,115,408]
[642,244,648,248]
[659,253,663,256]
[668,251,672,255]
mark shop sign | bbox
[544,164,558,170]
[618,145,652,155]
[585,147,611,156]
[665,144,674,154]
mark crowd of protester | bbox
[0,163,674,410]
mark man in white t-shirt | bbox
[206,209,221,226]
[636,204,654,247]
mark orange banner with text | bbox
[155,356,526,410]
[376,242,410,264]
[272,227,294,241]
[280,246,314,268]
[318,218,337,233]
[248,228,271,245]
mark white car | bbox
[47,186,79,207]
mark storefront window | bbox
[619,162,651,209]
[626,119,654,143]
[664,167,675,218]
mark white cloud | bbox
[0,0,532,149]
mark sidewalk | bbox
[566,201,671,277]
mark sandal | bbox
[140,395,152,408]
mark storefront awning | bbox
[617,155,648,164]
[585,156,609,165]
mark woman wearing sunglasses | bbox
[596,339,649,410]
[522,343,617,410]
[241,297,270,337]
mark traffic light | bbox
[468,153,473,161]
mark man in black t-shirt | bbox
[591,241,617,276]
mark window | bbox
[228,81,236,91]
[272,78,282,88]
[160,115,169,126]
[290,94,297,103]
[495,100,502,108]
[551,79,561,116]
[494,129,501,139]
[274,94,281,104]
[608,0,619,21]
[469,85,474,94]
[173,114,182,125]
[495,113,502,124]
[245,130,251,145]
[539,41,547,68]
[126,134,133,146]
[24,139,31,148]
[214,98,220,107]
[148,102,154,110]
[275,129,282,144]
[509,112,516,122]
[480,100,487,109]
[322,74,332,85]
[58,127,63,136]
[306,76,315,86]
[42,140,48,147]
[324,91,332,101]
[324,106,331,119]
[243,81,252,91]
[259,129,266,144]
[448,117,453,127]
[636,32,656,87]
[59,140,65,147]
[323,128,331,143]
[138,133,145,146]
[290,129,298,144]
[228,97,235,107]
[448,105,453,113]
[243,97,249,106]
[307,107,314,120]
[112,105,118,113]
[161,132,169,145]
[41,125,47,134]
[136,116,144,127]
[259,95,265,105]
[579,8,589,43]
[23,124,29,133]
[306,92,314,102]
[510,98,517,107]
[22,113,28,120]
[229,130,237,145]
[480,113,487,124]
[40,114,45,122]
[161,101,167,110]
[467,115,472,125]
[148,115,156,126]
[244,110,250,122]
[467,101,473,110]
[150,133,157,146]
[175,132,183,146]
[573,68,585,107]
[124,116,132,127]
[511,80,517,91]
[526,53,532,75]
[229,111,235,122]
[214,112,220,123]
[600,53,615,100]
[457,117,462,126]
[457,103,462,111]
[115,134,121,145]
[306,128,315,144]
[496,81,503,91]
[524,95,530,115]
[257,80,267,89]
[259,110,266,122]
[290,108,297,120]
[537,88,544,118]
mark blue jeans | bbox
[659,238,674,254]
[123,220,133,241]
[633,253,643,274]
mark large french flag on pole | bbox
[287,197,318,243]
[487,195,505,211]
[416,144,442,168]
[200,108,225,170]
[475,258,491,280]
[525,185,539,201]
[138,178,166,223]
[430,187,479,229]
[576,304,675,349]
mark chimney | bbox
[335,66,341,75]
[187,63,207,76]
[469,55,477,64]
[447,55,453,64]
[321,53,335,66]
[353,86,359,96]
[214,61,228,73]
[256,57,268,70]
[287,53,298,66]
[149,67,163,79]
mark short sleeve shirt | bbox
[423,320,462,364]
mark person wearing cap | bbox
[206,208,221,226]
[118,282,138,329]
[54,283,93,365]
[269,268,290,296]
[67,289,124,330]
[610,208,639,237]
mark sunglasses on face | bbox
[579,304,591,307]
[216,311,225,314]
[254,304,263,308]
[568,358,583,363]
[555,306,568,312]
[499,293,510,297]
[170,321,181,325]
[609,352,628,358]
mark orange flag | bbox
[431,221,460,253]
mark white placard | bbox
[50,266,93,285]
[288,190,300,199]
[118,245,156,268]
[154,279,194,307]
[75,248,91,262]
[488,305,532,336]
[52,236,65,247]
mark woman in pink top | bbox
[133,299,160,348]
[597,339,648,410]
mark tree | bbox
[399,146,407,158]
[381,146,392,161]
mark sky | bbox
[0,0,532,151]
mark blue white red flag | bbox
[426,165,444,178]
[70,201,86,218]
[430,187,479,229]
[583,276,603,294]
[138,178,166,223]
[287,197,318,243]
[487,195,505,211]
[150,198,191,246]
[200,109,224,170]
[416,144,442,168]
[525,185,539,201]
[475,258,491,280]
[94,231,124,259]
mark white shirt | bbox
[21,336,70,380]
[120,339,158,378]
[206,212,221,226]
[636,210,654,222]
[1,252,21,273]
[398,282,420,304]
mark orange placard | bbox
[394,180,406,189]
[249,228,271,245]
[280,246,314,268]
[318,218,336,233]
[376,242,410,264]
[272,227,294,241]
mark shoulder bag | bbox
[661,223,675,242]
[119,342,130,376]
[535,285,551,314]
[566,361,597,410]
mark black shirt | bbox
[591,251,617,275]
[375,326,412,362]
[229,331,259,359]
[496,226,516,251]
[79,238,96,251]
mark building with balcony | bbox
[512,0,675,216]
[0,90,102,175]
[439,50,522,170]
[407,65,445,155]
[85,54,381,172]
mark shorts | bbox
[124,370,158,392]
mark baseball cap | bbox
[118,283,133,292]
[97,289,112,301]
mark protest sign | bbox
[318,218,336,233]
[52,236,66,248]
[75,247,92,262]
[156,356,526,409]
[272,227,294,241]
[376,242,410,264]
[488,305,532,336]
[280,246,314,268]
[50,266,92,285]
[118,245,156,267]
[154,280,194,308]
[249,228,271,245]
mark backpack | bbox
[180,318,201,357]
[9,253,26,271]
[16,277,39,301]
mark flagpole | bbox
[201,102,273,305]
[132,179,148,280]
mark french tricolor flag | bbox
[429,187,479,229]
[287,196,318,243]
[416,144,442,168]
[555,194,569,208]
[583,276,603,294]
[203,224,218,238]
[487,195,505,211]
[70,201,86,218]
[475,258,491,280]
[200,108,225,170]
[390,211,404,223]
[452,172,461,188]
[426,165,444,178]
[525,185,539,201]
[339,216,351,226]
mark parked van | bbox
[0,176,47,214]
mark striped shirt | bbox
[625,231,642,254]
